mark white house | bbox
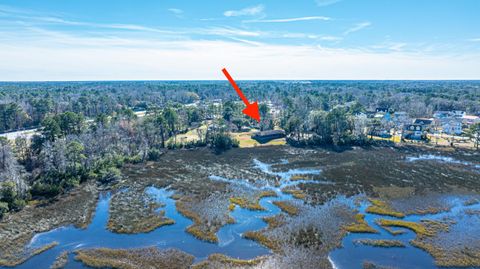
[442,119,463,135]
[462,115,480,126]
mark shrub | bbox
[147,149,162,161]
[0,202,8,219]
[30,183,61,198]
[210,132,239,152]
[10,198,26,211]
[125,155,143,164]
[61,176,80,190]
[97,167,121,184]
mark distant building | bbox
[393,111,410,126]
[413,118,433,127]
[441,119,463,135]
[433,110,466,119]
[252,130,286,143]
[374,112,392,122]
[376,107,389,113]
[462,115,480,126]
[403,124,427,140]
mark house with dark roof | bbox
[413,118,433,126]
[403,124,427,140]
[252,130,286,143]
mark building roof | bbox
[413,118,433,125]
[252,130,286,138]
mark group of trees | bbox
[0,80,479,218]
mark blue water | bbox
[329,198,480,269]
[2,159,478,269]
[2,160,322,269]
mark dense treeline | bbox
[0,80,479,218]
[1,81,479,133]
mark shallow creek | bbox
[2,158,479,269]
[329,196,480,269]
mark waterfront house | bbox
[252,130,286,143]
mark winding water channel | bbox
[2,159,479,269]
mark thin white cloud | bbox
[344,22,371,35]
[245,16,331,23]
[1,30,479,81]
[168,8,184,18]
[202,27,261,37]
[168,8,183,15]
[316,0,342,7]
[468,38,480,42]
[224,5,264,17]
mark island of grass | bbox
[272,201,299,216]
[354,239,406,248]
[344,214,378,234]
[366,199,405,218]
[192,253,265,269]
[75,247,194,269]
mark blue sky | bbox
[0,0,479,80]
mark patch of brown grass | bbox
[75,247,194,269]
[272,201,299,216]
[192,253,264,269]
[366,199,405,218]
[243,231,281,252]
[344,214,378,234]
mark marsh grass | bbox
[263,214,286,229]
[175,199,218,243]
[75,247,194,269]
[192,253,264,269]
[354,239,406,248]
[281,188,307,200]
[366,199,405,218]
[229,197,265,211]
[50,251,69,269]
[0,241,59,267]
[344,214,378,234]
[272,201,299,216]
[243,231,281,253]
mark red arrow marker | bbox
[222,68,261,122]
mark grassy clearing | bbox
[75,247,194,269]
[231,129,286,148]
[167,124,207,144]
[192,253,264,269]
[272,201,299,216]
[354,239,405,248]
[366,199,405,218]
[243,231,281,253]
[344,214,378,234]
